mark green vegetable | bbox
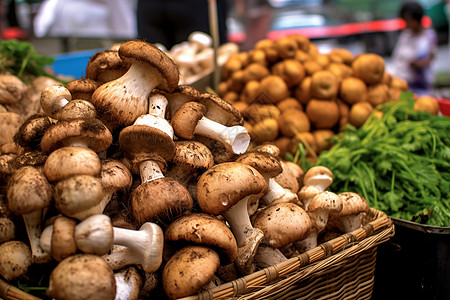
[296,93,450,227]
[0,39,62,83]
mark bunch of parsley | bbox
[296,93,450,227]
[0,39,60,83]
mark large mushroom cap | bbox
[196,162,267,215]
[335,192,370,217]
[0,240,32,281]
[43,146,101,182]
[170,140,214,171]
[131,177,193,225]
[119,40,179,92]
[7,166,53,215]
[40,118,112,154]
[46,254,116,300]
[252,202,311,248]
[165,213,238,264]
[162,245,220,300]
[118,124,176,169]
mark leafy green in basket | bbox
[293,93,450,227]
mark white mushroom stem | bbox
[254,245,288,269]
[221,197,254,247]
[103,245,144,271]
[295,228,318,253]
[338,214,364,233]
[22,210,51,264]
[262,178,298,206]
[194,117,250,154]
[148,93,169,119]
[112,222,164,273]
[139,160,164,183]
[66,139,89,148]
[114,267,143,300]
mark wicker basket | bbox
[0,208,394,300]
[181,208,395,300]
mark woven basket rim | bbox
[181,208,395,300]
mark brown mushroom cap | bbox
[85,49,130,83]
[162,245,220,300]
[196,162,267,215]
[303,165,333,191]
[235,151,282,179]
[65,78,100,101]
[171,101,206,140]
[43,146,101,182]
[334,192,370,217]
[0,74,27,105]
[165,213,238,264]
[119,40,179,92]
[118,124,176,169]
[308,191,343,212]
[131,177,193,225]
[0,240,32,281]
[252,202,311,248]
[197,92,244,126]
[40,118,112,154]
[100,159,133,192]
[13,113,51,149]
[51,216,78,261]
[165,85,201,118]
[47,254,116,300]
[7,166,53,215]
[57,99,97,121]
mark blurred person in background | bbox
[390,1,438,95]
[136,0,229,50]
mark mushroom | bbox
[73,214,114,255]
[90,40,179,129]
[298,184,322,210]
[0,112,23,152]
[0,215,15,244]
[118,93,193,226]
[51,215,78,261]
[6,166,53,263]
[39,85,72,120]
[85,49,131,84]
[236,151,298,207]
[114,222,164,272]
[13,113,52,151]
[302,165,333,192]
[114,266,143,300]
[166,140,214,186]
[171,101,250,155]
[252,202,312,268]
[196,162,267,274]
[65,78,100,101]
[164,213,238,265]
[162,245,220,300]
[165,85,201,119]
[329,192,370,233]
[40,117,112,155]
[46,254,116,300]
[0,240,32,281]
[295,191,342,253]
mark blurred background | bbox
[1,0,449,94]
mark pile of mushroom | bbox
[0,39,371,300]
[216,34,412,161]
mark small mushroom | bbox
[0,240,32,281]
[46,254,116,300]
[51,215,78,261]
[172,101,250,155]
[6,166,53,263]
[296,191,342,253]
[302,165,333,192]
[252,202,312,268]
[65,78,100,101]
[298,184,322,210]
[13,113,52,151]
[166,140,214,186]
[196,162,267,274]
[162,245,220,300]
[85,49,130,84]
[329,192,370,233]
[0,215,15,244]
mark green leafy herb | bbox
[0,39,62,83]
[296,94,450,227]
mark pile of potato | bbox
[216,34,411,159]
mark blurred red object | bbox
[2,27,28,40]
[436,98,450,117]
